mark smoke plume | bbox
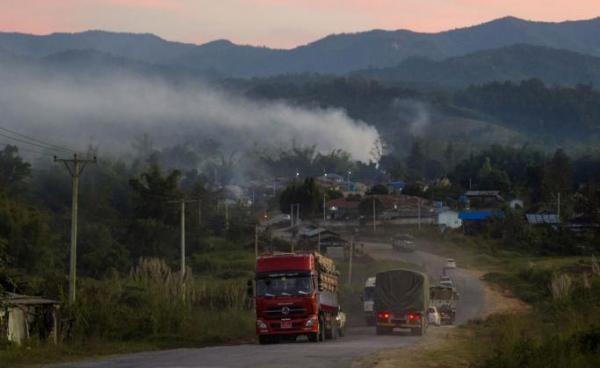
[0,64,380,163]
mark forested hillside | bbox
[353,44,600,87]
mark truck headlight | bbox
[305,316,317,327]
[256,320,268,329]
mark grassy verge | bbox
[1,252,257,367]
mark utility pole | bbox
[347,236,354,286]
[290,204,295,227]
[323,195,326,222]
[180,201,186,282]
[225,201,229,231]
[254,225,259,257]
[418,199,422,230]
[168,198,198,286]
[317,231,321,253]
[54,153,96,305]
[372,198,377,233]
[347,170,351,192]
[557,192,561,222]
[296,203,300,225]
[197,200,202,227]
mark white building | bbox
[437,210,462,229]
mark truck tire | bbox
[319,316,326,341]
[258,335,271,345]
[308,333,319,342]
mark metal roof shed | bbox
[1,292,60,345]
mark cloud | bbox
[0,65,380,163]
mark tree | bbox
[406,140,426,180]
[543,148,573,200]
[0,145,31,191]
[367,184,389,195]
[279,178,322,218]
[359,197,383,218]
[128,163,182,259]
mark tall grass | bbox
[476,257,600,368]
[62,257,253,344]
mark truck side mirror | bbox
[246,279,254,298]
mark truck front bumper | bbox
[256,315,318,335]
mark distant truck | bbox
[374,269,430,336]
[362,277,376,325]
[391,234,416,252]
[430,285,459,325]
[254,252,342,344]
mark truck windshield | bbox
[364,286,375,301]
[256,273,313,297]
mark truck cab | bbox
[363,277,376,325]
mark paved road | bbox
[53,242,483,368]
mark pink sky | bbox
[1,0,599,48]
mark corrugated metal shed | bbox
[526,213,560,224]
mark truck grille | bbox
[265,306,306,319]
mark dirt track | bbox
[52,242,486,368]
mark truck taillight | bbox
[377,311,391,321]
[408,313,421,321]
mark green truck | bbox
[430,285,459,325]
[374,269,430,336]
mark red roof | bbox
[326,198,360,209]
[327,195,432,210]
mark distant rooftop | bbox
[526,213,560,225]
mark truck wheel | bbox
[258,335,271,345]
[308,333,319,342]
[319,317,326,341]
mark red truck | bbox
[253,252,342,344]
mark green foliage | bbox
[279,178,322,217]
[0,192,59,272]
[478,259,600,368]
[367,184,389,195]
[456,79,600,142]
[0,145,31,192]
[60,258,253,344]
[358,197,383,218]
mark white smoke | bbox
[0,67,380,163]
[392,99,431,137]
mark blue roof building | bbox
[459,211,504,221]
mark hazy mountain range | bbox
[2,16,600,78]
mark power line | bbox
[0,125,78,154]
[0,131,72,154]
[0,142,52,156]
